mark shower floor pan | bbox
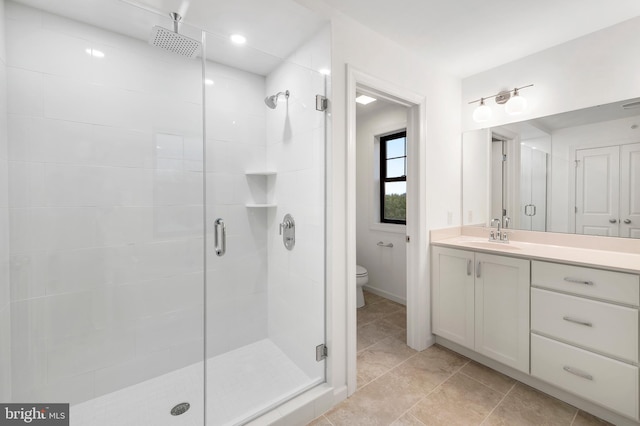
[70,339,320,426]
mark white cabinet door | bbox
[432,247,475,350]
[474,253,530,373]
[621,143,640,238]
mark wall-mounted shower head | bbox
[264,90,290,109]
[149,12,201,58]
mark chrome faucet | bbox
[489,218,509,243]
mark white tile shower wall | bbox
[0,0,12,402]
[266,26,329,380]
[204,59,270,357]
[5,2,205,404]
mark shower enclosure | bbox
[0,0,329,424]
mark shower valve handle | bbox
[279,214,296,251]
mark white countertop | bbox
[431,234,640,274]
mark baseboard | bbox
[363,285,406,306]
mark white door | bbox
[431,247,475,350]
[520,145,533,229]
[474,253,530,373]
[621,143,640,238]
[530,149,548,231]
[575,146,620,236]
[520,146,547,231]
[491,141,505,223]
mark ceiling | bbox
[12,0,328,75]
[312,0,640,77]
[10,0,640,78]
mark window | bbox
[380,130,407,224]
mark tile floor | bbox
[309,291,611,426]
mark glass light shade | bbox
[505,93,527,115]
[473,101,492,123]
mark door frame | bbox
[346,65,428,395]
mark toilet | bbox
[356,265,368,308]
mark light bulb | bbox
[473,98,492,123]
[505,89,527,115]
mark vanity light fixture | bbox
[505,87,527,115]
[472,98,492,122]
[469,84,533,122]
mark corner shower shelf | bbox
[246,203,277,208]
[245,171,277,176]
[245,171,277,208]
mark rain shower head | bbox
[264,90,290,109]
[149,12,201,58]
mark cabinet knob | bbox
[609,218,617,224]
[624,219,631,224]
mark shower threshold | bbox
[70,339,322,426]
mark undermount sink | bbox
[466,241,522,251]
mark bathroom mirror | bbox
[462,97,640,238]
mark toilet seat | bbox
[356,265,368,276]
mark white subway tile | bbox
[6,21,92,80]
[47,328,135,383]
[7,67,43,116]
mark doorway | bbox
[346,66,429,396]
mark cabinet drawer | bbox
[531,288,638,362]
[532,261,639,306]
[531,334,639,420]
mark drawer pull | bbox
[562,365,593,381]
[563,277,593,286]
[562,316,593,327]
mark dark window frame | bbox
[380,130,407,225]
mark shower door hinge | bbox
[316,95,328,111]
[316,343,328,361]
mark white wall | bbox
[6,2,205,403]
[266,25,329,381]
[323,12,461,394]
[0,0,12,403]
[356,102,408,303]
[462,17,640,132]
[549,116,640,233]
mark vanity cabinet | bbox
[432,246,530,373]
[530,260,640,420]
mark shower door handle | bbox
[214,218,226,257]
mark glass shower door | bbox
[203,26,328,425]
[4,2,207,424]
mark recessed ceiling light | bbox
[204,79,214,86]
[356,95,377,105]
[319,68,331,76]
[230,34,247,45]
[85,48,105,58]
